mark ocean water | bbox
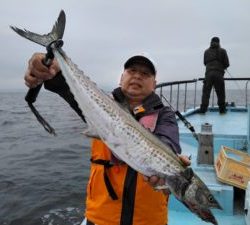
[0,91,90,225]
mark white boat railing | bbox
[155,78,250,112]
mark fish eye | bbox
[208,194,214,202]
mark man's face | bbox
[120,64,156,101]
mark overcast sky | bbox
[1,0,250,91]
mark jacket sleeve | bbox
[153,107,181,154]
[222,49,230,69]
[44,72,86,122]
[203,50,207,66]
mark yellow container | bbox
[215,146,250,190]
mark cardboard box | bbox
[215,146,250,190]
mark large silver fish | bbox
[11,10,221,224]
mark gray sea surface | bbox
[0,91,90,225]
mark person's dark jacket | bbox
[204,42,229,73]
[112,87,181,154]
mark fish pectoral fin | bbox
[154,184,169,190]
[154,184,171,193]
[81,127,100,139]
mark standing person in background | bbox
[199,37,230,114]
[24,53,190,225]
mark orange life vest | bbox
[85,138,169,225]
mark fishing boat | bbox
[155,77,250,225]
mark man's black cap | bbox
[211,37,220,43]
[124,55,156,76]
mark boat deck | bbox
[179,107,248,154]
[179,107,248,136]
[168,107,249,225]
[168,210,245,225]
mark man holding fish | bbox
[24,53,190,225]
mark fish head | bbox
[182,197,219,225]
[193,207,218,225]
[199,209,218,225]
[184,174,222,210]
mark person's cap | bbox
[124,55,156,76]
[211,37,220,43]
